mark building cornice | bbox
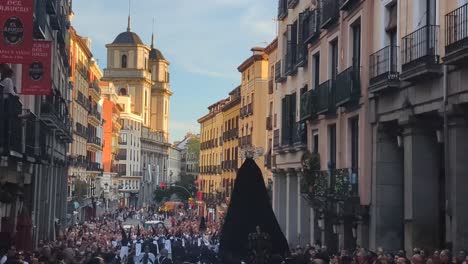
[264,38,278,55]
[237,52,269,73]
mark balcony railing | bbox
[87,161,101,172]
[401,25,440,71]
[76,90,90,111]
[41,95,72,141]
[305,9,321,44]
[75,122,88,138]
[275,60,286,83]
[300,168,359,205]
[369,45,400,87]
[89,108,101,122]
[87,136,102,147]
[273,129,280,149]
[278,0,288,20]
[0,95,22,156]
[335,66,361,107]
[445,4,468,64]
[286,47,297,75]
[321,0,340,29]
[300,89,316,121]
[89,80,101,96]
[316,80,336,115]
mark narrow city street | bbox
[2,0,468,263]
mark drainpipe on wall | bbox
[442,65,451,244]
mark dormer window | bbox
[121,55,127,68]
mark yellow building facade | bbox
[238,47,270,181]
[221,87,241,199]
[198,100,227,198]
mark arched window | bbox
[119,88,127,96]
[121,55,127,68]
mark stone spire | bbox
[127,0,131,32]
[127,15,131,32]
[151,18,155,48]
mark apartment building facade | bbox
[238,48,270,181]
[368,0,468,253]
[198,100,227,220]
[0,0,73,249]
[273,0,372,251]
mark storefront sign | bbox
[0,0,34,63]
[22,40,52,95]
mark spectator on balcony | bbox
[0,64,18,98]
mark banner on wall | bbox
[22,40,52,95]
[0,0,34,63]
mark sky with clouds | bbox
[71,0,277,143]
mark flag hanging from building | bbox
[21,40,52,95]
[0,0,34,63]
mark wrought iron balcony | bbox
[75,122,88,139]
[278,0,288,20]
[0,95,23,157]
[335,66,361,107]
[77,62,89,80]
[300,89,317,121]
[369,45,400,93]
[321,0,340,29]
[316,80,336,115]
[89,108,102,123]
[305,9,321,44]
[41,95,72,142]
[76,91,91,111]
[89,80,101,96]
[275,60,286,83]
[286,48,297,76]
[445,4,468,65]
[292,122,307,146]
[401,25,441,81]
[87,136,102,147]
[87,161,101,172]
[273,129,280,149]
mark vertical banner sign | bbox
[22,40,52,95]
[0,0,34,63]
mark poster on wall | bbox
[0,0,34,63]
[21,40,52,95]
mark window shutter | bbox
[281,96,290,145]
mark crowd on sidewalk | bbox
[1,205,467,264]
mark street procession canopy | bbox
[219,158,289,262]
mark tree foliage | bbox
[187,137,200,158]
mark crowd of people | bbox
[1,205,467,264]
[0,206,222,264]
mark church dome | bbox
[149,48,166,60]
[112,31,144,45]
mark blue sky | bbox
[72,0,276,143]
